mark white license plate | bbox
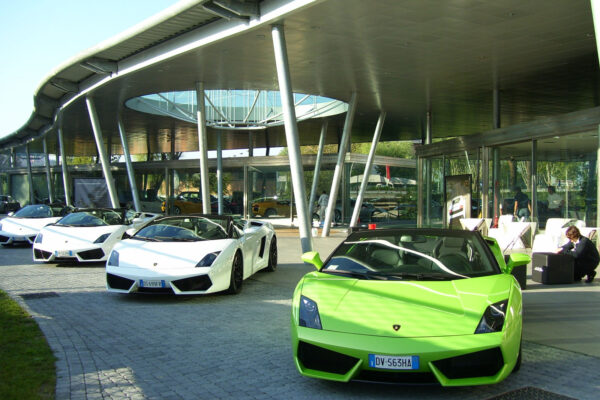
[368,354,419,370]
[54,250,73,257]
[140,279,165,288]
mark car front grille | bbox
[297,341,359,375]
[432,347,504,379]
[172,275,212,292]
[356,370,438,384]
[78,248,105,260]
[106,273,135,291]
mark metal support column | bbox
[25,143,34,204]
[272,24,312,252]
[118,117,141,212]
[531,140,537,223]
[481,146,489,219]
[492,88,501,223]
[350,112,386,227]
[43,137,54,204]
[217,132,223,214]
[308,120,328,221]
[58,124,72,206]
[243,164,248,219]
[322,92,358,237]
[425,111,432,226]
[85,96,120,208]
[248,131,254,157]
[591,1,600,240]
[417,157,424,227]
[196,82,211,214]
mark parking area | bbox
[1,233,599,400]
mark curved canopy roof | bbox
[1,0,598,156]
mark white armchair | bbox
[531,218,575,253]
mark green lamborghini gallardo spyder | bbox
[291,228,530,386]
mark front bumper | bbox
[0,231,37,245]
[292,326,519,386]
[106,265,229,295]
[33,244,107,262]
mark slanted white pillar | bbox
[196,82,211,214]
[217,131,223,214]
[350,112,386,227]
[322,92,358,237]
[117,117,141,212]
[308,120,328,220]
[272,24,312,253]
[57,123,72,206]
[25,143,34,204]
[43,137,54,203]
[85,96,120,208]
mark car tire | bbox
[265,236,278,272]
[512,339,522,373]
[226,251,243,294]
[264,208,276,218]
[172,206,181,215]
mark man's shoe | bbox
[585,270,597,283]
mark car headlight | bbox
[195,251,221,267]
[475,300,508,334]
[34,233,43,243]
[0,223,3,231]
[108,250,119,267]
[94,233,111,243]
[299,295,322,330]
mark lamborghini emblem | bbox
[393,324,401,331]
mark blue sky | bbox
[0,0,179,139]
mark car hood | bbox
[1,217,61,235]
[114,238,235,270]
[40,224,123,246]
[299,273,514,337]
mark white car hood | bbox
[1,217,61,236]
[40,224,123,247]
[115,239,234,270]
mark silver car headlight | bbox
[299,295,322,330]
[107,250,119,267]
[34,233,43,243]
[94,233,111,243]
[475,300,508,334]
[195,251,221,267]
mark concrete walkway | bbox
[0,229,599,399]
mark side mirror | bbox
[505,253,530,274]
[7,212,14,217]
[301,251,323,270]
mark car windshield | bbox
[322,230,498,281]
[56,210,123,227]
[13,205,54,218]
[132,216,229,242]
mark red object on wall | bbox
[386,165,390,180]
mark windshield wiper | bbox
[384,272,466,281]
[131,236,159,242]
[169,237,202,242]
[322,269,388,280]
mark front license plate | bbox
[140,279,165,288]
[54,250,73,257]
[368,354,419,370]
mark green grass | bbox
[0,290,55,399]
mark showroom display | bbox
[291,228,529,386]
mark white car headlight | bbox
[34,233,43,243]
[108,250,119,266]
[195,251,221,267]
[94,233,111,243]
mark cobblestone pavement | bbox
[1,237,599,400]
